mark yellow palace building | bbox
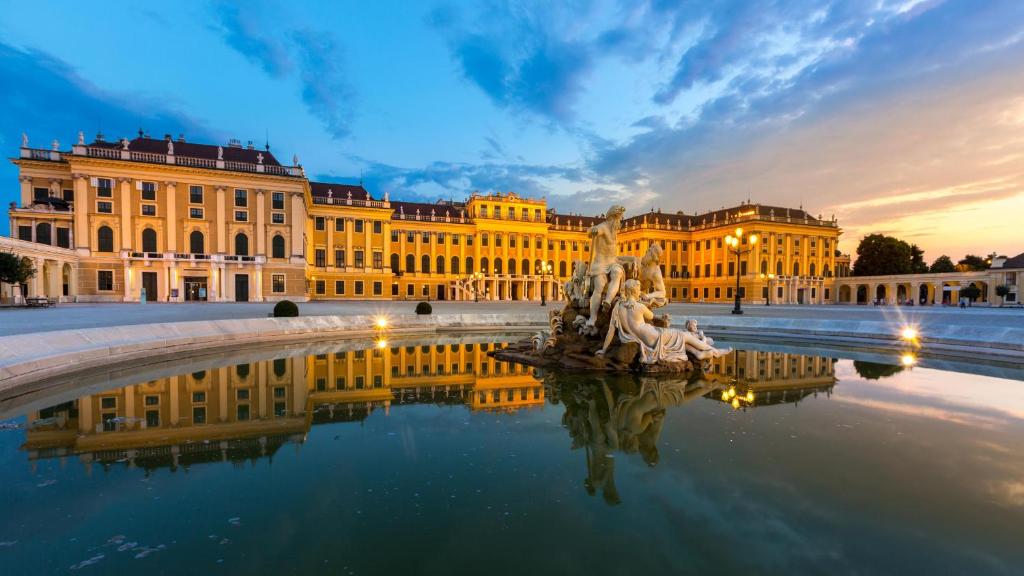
[5,131,843,304]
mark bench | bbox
[25,297,56,308]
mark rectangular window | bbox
[192,407,206,424]
[97,201,112,214]
[373,281,382,295]
[189,207,203,219]
[32,187,48,200]
[141,204,156,216]
[315,217,325,231]
[97,270,114,291]
[373,220,382,234]
[467,235,474,246]
[422,232,430,243]
[61,188,73,201]
[17,226,31,241]
[315,280,326,295]
[354,250,364,268]
[335,280,345,295]
[560,240,566,250]
[315,249,326,267]
[272,212,285,224]
[355,219,364,233]
[101,397,117,409]
[237,405,250,421]
[373,251,383,269]
[96,178,112,197]
[235,210,248,222]
[272,191,284,210]
[728,262,734,276]
[272,274,285,293]
[407,284,414,296]
[452,234,460,245]
[234,189,247,207]
[336,218,345,232]
[407,232,414,242]
[56,228,70,248]
[703,287,709,299]
[355,281,364,295]
[189,185,203,204]
[392,283,399,296]
[335,249,345,267]
[141,181,156,201]
[438,232,445,244]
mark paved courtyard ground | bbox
[1,300,1021,337]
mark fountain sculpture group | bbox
[492,205,732,374]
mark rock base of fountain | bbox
[490,302,696,375]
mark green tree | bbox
[995,284,1011,306]
[956,254,989,271]
[929,255,956,273]
[852,234,914,276]
[959,284,982,304]
[0,252,36,304]
[910,244,928,273]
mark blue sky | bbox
[2,0,1023,258]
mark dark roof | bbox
[309,181,370,199]
[390,200,467,219]
[690,203,822,225]
[90,136,283,166]
[622,210,690,228]
[547,213,603,227]
[1001,252,1024,269]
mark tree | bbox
[959,284,982,305]
[929,255,956,273]
[995,284,1011,306]
[852,234,914,276]
[0,252,36,304]
[853,360,904,380]
[956,254,989,271]
[910,244,928,273]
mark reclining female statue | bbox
[596,279,731,363]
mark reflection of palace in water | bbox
[21,341,542,470]
[702,349,837,409]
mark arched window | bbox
[190,230,204,254]
[36,223,51,245]
[97,226,114,252]
[421,254,430,274]
[236,363,250,379]
[559,261,567,277]
[390,253,400,271]
[272,235,286,258]
[809,262,816,277]
[481,257,489,274]
[451,256,460,275]
[521,259,530,275]
[235,233,249,256]
[141,228,157,253]
[547,260,555,274]
[406,254,415,273]
[466,257,474,275]
[776,260,783,276]
[508,259,516,276]
[793,262,800,276]
[823,264,831,277]
[436,255,445,274]
[760,260,768,275]
[494,258,503,274]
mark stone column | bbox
[165,181,177,253]
[119,177,132,250]
[123,264,133,302]
[345,219,354,267]
[169,376,179,427]
[290,191,305,261]
[216,187,227,254]
[72,174,89,254]
[19,175,32,206]
[255,265,264,302]
[326,216,335,266]
[255,189,266,256]
[218,368,228,422]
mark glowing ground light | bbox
[746,391,755,403]
[731,398,740,409]
[721,391,730,401]
[900,327,918,341]
[901,353,917,366]
[376,338,388,349]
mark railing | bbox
[87,147,120,159]
[72,145,304,177]
[175,155,217,168]
[312,196,391,209]
[393,212,469,223]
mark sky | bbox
[1,0,1022,260]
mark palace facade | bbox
[5,132,845,304]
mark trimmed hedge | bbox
[415,301,433,315]
[273,300,299,317]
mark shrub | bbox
[415,301,432,315]
[273,300,299,317]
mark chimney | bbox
[246,140,254,150]
[228,138,242,148]
[178,133,185,143]
[164,134,172,141]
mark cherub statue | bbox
[563,259,590,308]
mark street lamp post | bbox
[536,261,553,306]
[725,228,758,315]
[760,273,775,306]
[470,271,484,302]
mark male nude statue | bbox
[586,205,627,329]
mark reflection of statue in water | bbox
[585,205,627,330]
[552,371,715,504]
[598,279,732,363]
[638,243,667,309]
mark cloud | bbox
[0,42,212,234]
[290,30,355,140]
[212,1,292,77]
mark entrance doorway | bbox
[235,274,249,302]
[797,288,806,304]
[436,284,445,301]
[185,277,208,301]
[142,272,158,302]
[511,283,519,300]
